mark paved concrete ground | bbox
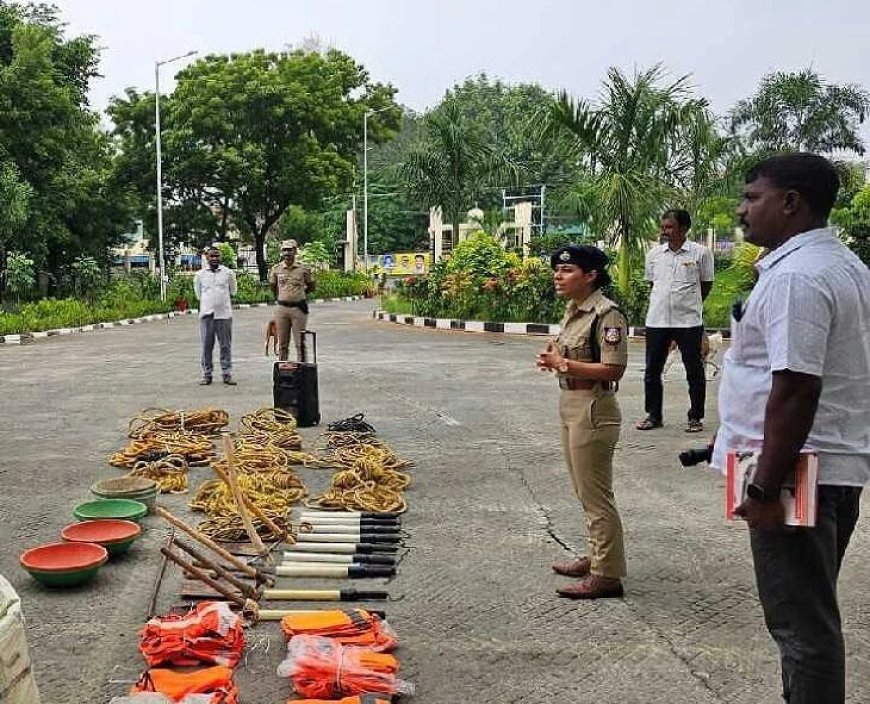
[0,299,867,704]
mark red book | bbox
[725,451,819,527]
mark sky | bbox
[56,0,869,131]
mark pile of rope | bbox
[305,439,411,514]
[326,413,377,434]
[184,412,309,540]
[128,454,189,494]
[109,431,216,469]
[190,472,307,518]
[128,408,229,438]
[196,511,291,542]
[212,440,290,474]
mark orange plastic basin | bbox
[20,542,108,572]
[61,519,142,545]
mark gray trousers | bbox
[199,314,232,378]
[750,485,862,703]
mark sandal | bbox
[685,419,704,433]
[635,416,663,430]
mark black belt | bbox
[277,300,308,313]
[559,378,616,392]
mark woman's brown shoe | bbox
[556,574,624,599]
[551,556,591,578]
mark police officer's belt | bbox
[278,300,309,314]
[559,377,616,392]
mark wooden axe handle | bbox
[160,546,246,608]
[222,433,268,556]
[155,505,258,578]
[173,537,261,598]
[211,459,289,542]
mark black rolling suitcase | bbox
[273,330,320,427]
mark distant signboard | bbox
[369,252,430,275]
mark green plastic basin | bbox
[25,564,104,587]
[73,498,148,523]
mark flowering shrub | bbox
[391,233,566,323]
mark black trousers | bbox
[750,486,862,704]
[643,326,705,422]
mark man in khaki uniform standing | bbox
[269,239,315,361]
[536,244,629,599]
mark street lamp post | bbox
[362,106,390,275]
[155,50,197,301]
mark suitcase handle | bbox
[301,330,316,364]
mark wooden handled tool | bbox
[173,537,260,599]
[222,433,268,557]
[257,608,387,621]
[211,456,290,543]
[156,506,260,580]
[261,588,389,601]
[161,546,246,608]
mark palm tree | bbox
[548,65,714,295]
[399,99,516,251]
[731,68,869,155]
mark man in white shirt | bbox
[193,246,238,385]
[714,153,869,703]
[637,209,715,432]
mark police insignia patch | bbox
[603,327,621,345]
[559,250,571,262]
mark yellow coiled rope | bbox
[128,408,229,438]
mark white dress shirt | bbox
[713,228,870,486]
[193,265,237,320]
[644,239,714,328]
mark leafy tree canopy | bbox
[731,68,869,155]
[110,47,400,280]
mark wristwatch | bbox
[747,482,779,504]
[556,358,569,374]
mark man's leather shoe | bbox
[556,574,624,599]
[222,375,237,386]
[199,377,212,385]
[552,556,591,578]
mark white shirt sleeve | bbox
[193,272,202,300]
[229,270,237,297]
[765,272,832,377]
[645,249,655,281]
[699,247,715,282]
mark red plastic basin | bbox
[61,519,142,545]
[20,542,108,572]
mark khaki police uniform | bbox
[269,260,314,361]
[555,287,629,579]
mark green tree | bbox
[172,49,398,280]
[298,240,332,269]
[832,183,870,266]
[0,3,135,289]
[4,251,34,302]
[436,74,580,191]
[400,98,517,251]
[731,68,869,155]
[70,254,102,300]
[548,65,713,295]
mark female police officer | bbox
[535,244,629,599]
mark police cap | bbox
[281,239,298,250]
[550,244,609,272]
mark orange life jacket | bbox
[280,609,397,651]
[131,664,239,704]
[139,601,245,668]
[291,696,392,704]
[277,635,413,699]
